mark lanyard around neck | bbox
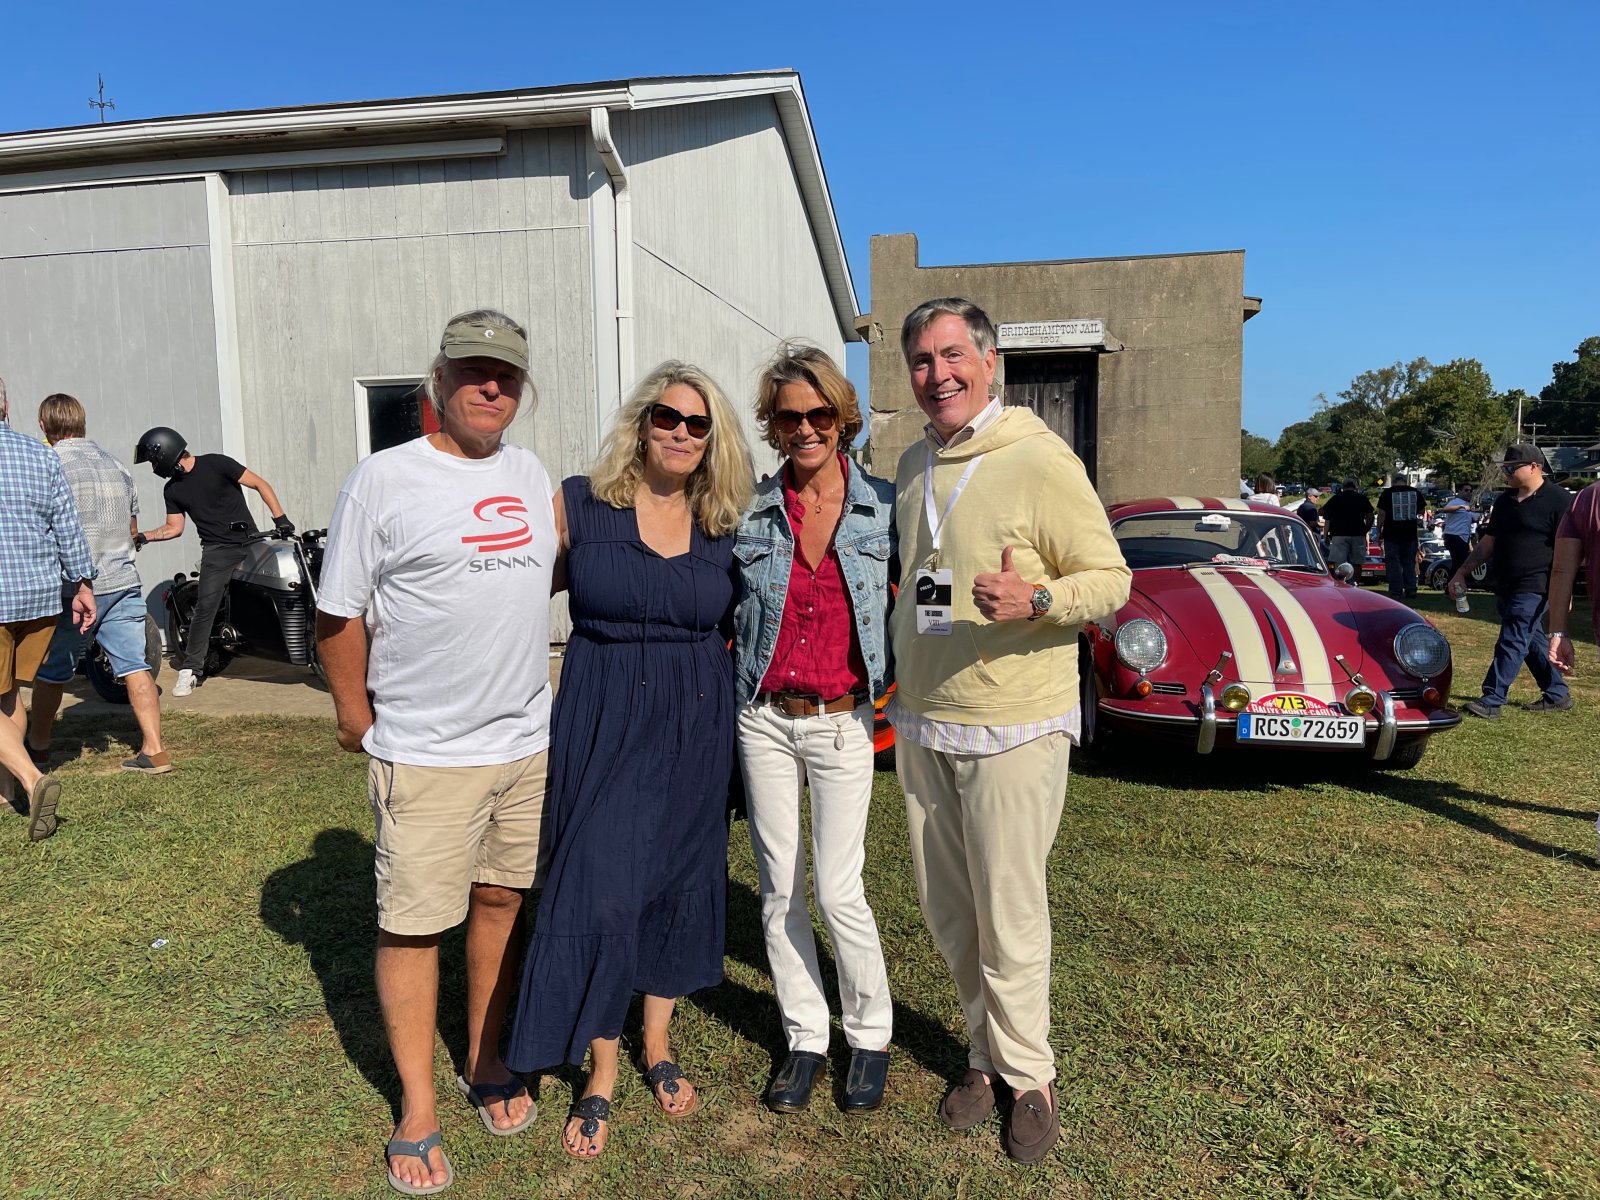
[924,446,985,554]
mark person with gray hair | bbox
[317,310,558,1194]
[889,296,1130,1163]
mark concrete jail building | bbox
[0,71,859,620]
[860,234,1260,501]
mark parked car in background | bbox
[1084,497,1461,769]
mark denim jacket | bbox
[732,457,897,706]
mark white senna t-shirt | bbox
[318,436,558,767]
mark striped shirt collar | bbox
[926,397,1001,451]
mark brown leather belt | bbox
[759,690,864,716]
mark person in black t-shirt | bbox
[1450,443,1573,719]
[1375,476,1423,599]
[133,427,293,695]
[1319,480,1374,575]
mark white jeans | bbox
[736,701,893,1054]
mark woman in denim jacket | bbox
[732,343,896,1117]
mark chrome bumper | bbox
[1371,691,1397,762]
[1197,684,1218,754]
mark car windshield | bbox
[1113,511,1327,573]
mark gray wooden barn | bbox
[0,71,859,613]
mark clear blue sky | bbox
[4,0,1594,440]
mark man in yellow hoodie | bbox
[889,298,1131,1163]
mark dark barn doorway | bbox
[1002,353,1099,485]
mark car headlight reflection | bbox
[1344,687,1377,715]
[1219,683,1251,712]
[1393,623,1451,679]
[1114,619,1167,672]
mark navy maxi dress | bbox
[507,476,736,1070]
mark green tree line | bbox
[1243,337,1600,488]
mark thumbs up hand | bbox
[972,545,1036,621]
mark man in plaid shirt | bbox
[0,376,97,841]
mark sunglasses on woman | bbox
[649,403,713,439]
[772,405,838,434]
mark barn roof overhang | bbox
[0,71,861,341]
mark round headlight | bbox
[1394,623,1451,679]
[1219,683,1251,712]
[1114,619,1167,672]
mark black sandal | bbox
[562,1095,610,1159]
[638,1057,699,1118]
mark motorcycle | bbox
[163,528,327,683]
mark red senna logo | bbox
[461,495,532,553]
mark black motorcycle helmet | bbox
[134,427,188,478]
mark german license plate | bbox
[1237,711,1364,745]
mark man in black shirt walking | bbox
[1319,480,1374,576]
[1376,475,1422,599]
[133,427,293,696]
[1450,443,1573,718]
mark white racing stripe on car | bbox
[1190,568,1272,683]
[1219,499,1251,511]
[1166,496,1203,511]
[1245,572,1339,703]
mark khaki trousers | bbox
[899,732,1071,1092]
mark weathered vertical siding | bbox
[618,97,846,470]
[0,178,221,592]
[227,126,598,529]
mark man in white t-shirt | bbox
[1439,483,1476,577]
[317,310,557,1195]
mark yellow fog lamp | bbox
[1344,686,1378,715]
[1219,684,1251,712]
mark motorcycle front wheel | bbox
[84,613,165,704]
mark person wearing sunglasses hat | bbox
[731,343,897,1116]
[317,309,557,1194]
[507,360,753,1160]
[1450,442,1574,719]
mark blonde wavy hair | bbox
[589,361,753,538]
[753,341,863,454]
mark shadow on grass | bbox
[259,828,434,1119]
[689,878,970,1092]
[1082,742,1599,870]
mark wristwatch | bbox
[1550,631,1567,641]
[1029,583,1053,621]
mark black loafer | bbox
[766,1051,826,1113]
[841,1048,890,1112]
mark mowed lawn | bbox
[6,591,1600,1199]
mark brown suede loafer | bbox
[1003,1084,1058,1163]
[936,1074,996,1130]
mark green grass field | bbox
[6,590,1599,1198]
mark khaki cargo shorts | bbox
[1,615,59,692]
[369,749,550,936]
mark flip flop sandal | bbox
[27,776,60,842]
[639,1058,699,1119]
[562,1095,610,1159]
[385,1129,452,1196]
[456,1073,537,1136]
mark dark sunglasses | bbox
[649,403,713,439]
[1501,462,1527,474]
[772,405,838,434]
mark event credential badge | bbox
[915,567,954,636]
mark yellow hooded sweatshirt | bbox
[891,407,1131,726]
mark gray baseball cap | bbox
[440,317,530,373]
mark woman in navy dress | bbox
[507,360,753,1159]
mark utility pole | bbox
[88,74,115,123]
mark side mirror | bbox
[1333,562,1355,582]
